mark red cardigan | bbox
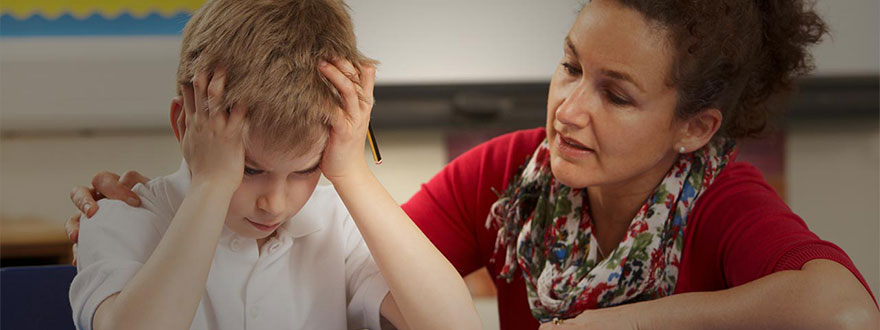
[401,127,874,330]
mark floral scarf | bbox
[486,138,736,322]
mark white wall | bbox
[3,0,876,132]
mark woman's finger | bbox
[65,212,81,243]
[119,170,150,190]
[92,170,141,206]
[70,185,98,217]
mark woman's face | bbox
[546,0,683,190]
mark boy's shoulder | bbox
[84,165,187,235]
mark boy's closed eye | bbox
[243,164,320,177]
[244,166,264,176]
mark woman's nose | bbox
[555,84,594,129]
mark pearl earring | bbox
[679,146,686,153]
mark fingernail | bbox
[127,197,139,206]
[83,203,91,213]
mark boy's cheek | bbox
[226,184,258,220]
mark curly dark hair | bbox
[613,0,828,140]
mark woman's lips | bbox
[555,133,595,157]
[246,218,281,232]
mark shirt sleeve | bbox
[690,163,875,302]
[342,213,390,330]
[69,199,164,330]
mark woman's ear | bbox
[677,108,722,153]
[170,96,186,142]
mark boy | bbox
[69,0,481,329]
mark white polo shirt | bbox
[70,161,390,330]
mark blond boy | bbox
[69,0,481,329]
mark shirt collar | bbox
[166,160,325,240]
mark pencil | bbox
[367,123,382,164]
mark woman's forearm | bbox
[629,259,878,330]
[332,170,482,330]
[94,183,235,330]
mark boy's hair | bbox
[177,0,376,154]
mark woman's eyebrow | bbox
[600,68,645,93]
[565,35,579,58]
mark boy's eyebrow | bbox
[245,156,266,169]
[295,158,322,174]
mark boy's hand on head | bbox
[181,69,248,190]
[318,58,377,183]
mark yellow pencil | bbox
[367,123,382,164]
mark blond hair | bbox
[177,0,376,154]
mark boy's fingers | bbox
[191,71,210,122]
[359,64,377,105]
[182,83,196,127]
[206,69,227,122]
[228,102,248,128]
[331,58,372,111]
[319,60,360,117]
[331,57,360,84]
[71,244,78,266]
[65,213,81,243]
[70,185,98,217]
[92,171,141,206]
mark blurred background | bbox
[1,1,877,328]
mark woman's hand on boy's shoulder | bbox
[317,58,376,183]
[66,169,150,265]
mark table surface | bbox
[1,219,72,262]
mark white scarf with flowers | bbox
[486,138,736,322]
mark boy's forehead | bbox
[244,134,325,167]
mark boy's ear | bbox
[170,96,186,142]
[677,108,722,152]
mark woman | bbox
[69,0,878,328]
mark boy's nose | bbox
[256,186,286,217]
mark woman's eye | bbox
[244,167,263,176]
[561,62,581,75]
[605,89,632,106]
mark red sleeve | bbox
[687,162,876,303]
[401,128,546,276]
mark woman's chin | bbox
[550,156,599,188]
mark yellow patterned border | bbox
[1,0,205,20]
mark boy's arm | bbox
[92,184,235,330]
[319,59,481,330]
[91,71,247,330]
